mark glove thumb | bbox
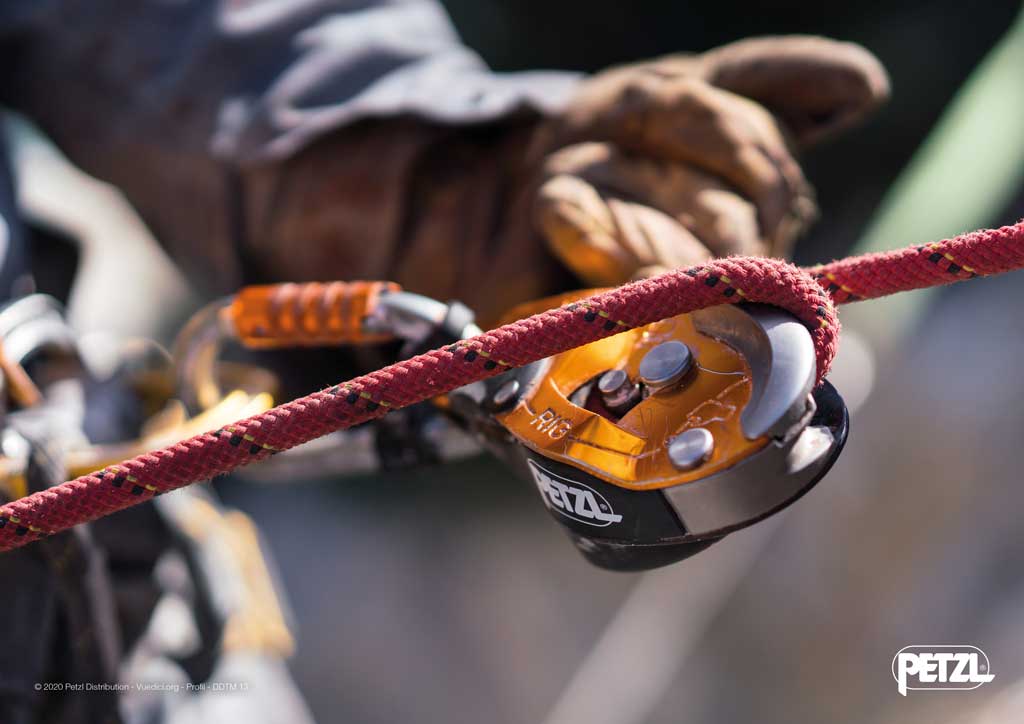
[697,35,890,147]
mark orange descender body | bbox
[450,291,848,571]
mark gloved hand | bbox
[241,36,888,322]
[532,36,889,286]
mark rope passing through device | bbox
[1,221,1023,551]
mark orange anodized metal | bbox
[495,291,768,491]
[224,281,401,349]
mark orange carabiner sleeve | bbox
[222,281,401,349]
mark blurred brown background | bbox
[226,2,1024,723]
[16,1,1024,722]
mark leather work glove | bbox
[240,36,888,323]
[531,35,889,286]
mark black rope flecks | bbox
[923,244,978,279]
[572,301,631,332]
[103,467,158,496]
[216,427,282,456]
[445,341,513,370]
[813,272,862,303]
[702,268,833,330]
[699,271,761,308]
[324,384,393,412]
[0,514,49,537]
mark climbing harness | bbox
[0,221,1021,563]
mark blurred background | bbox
[10,1,1024,722]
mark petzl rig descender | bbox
[449,292,848,571]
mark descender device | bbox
[447,291,848,571]
[165,281,848,572]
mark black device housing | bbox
[511,381,848,571]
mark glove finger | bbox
[535,173,710,287]
[559,76,815,248]
[542,142,776,258]
[695,35,890,147]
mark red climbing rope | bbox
[1,221,1023,551]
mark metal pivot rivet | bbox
[597,369,638,412]
[638,341,693,393]
[491,379,520,410]
[668,428,715,470]
[597,368,627,395]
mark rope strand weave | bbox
[1,221,1023,551]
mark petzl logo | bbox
[527,460,623,527]
[892,645,994,696]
